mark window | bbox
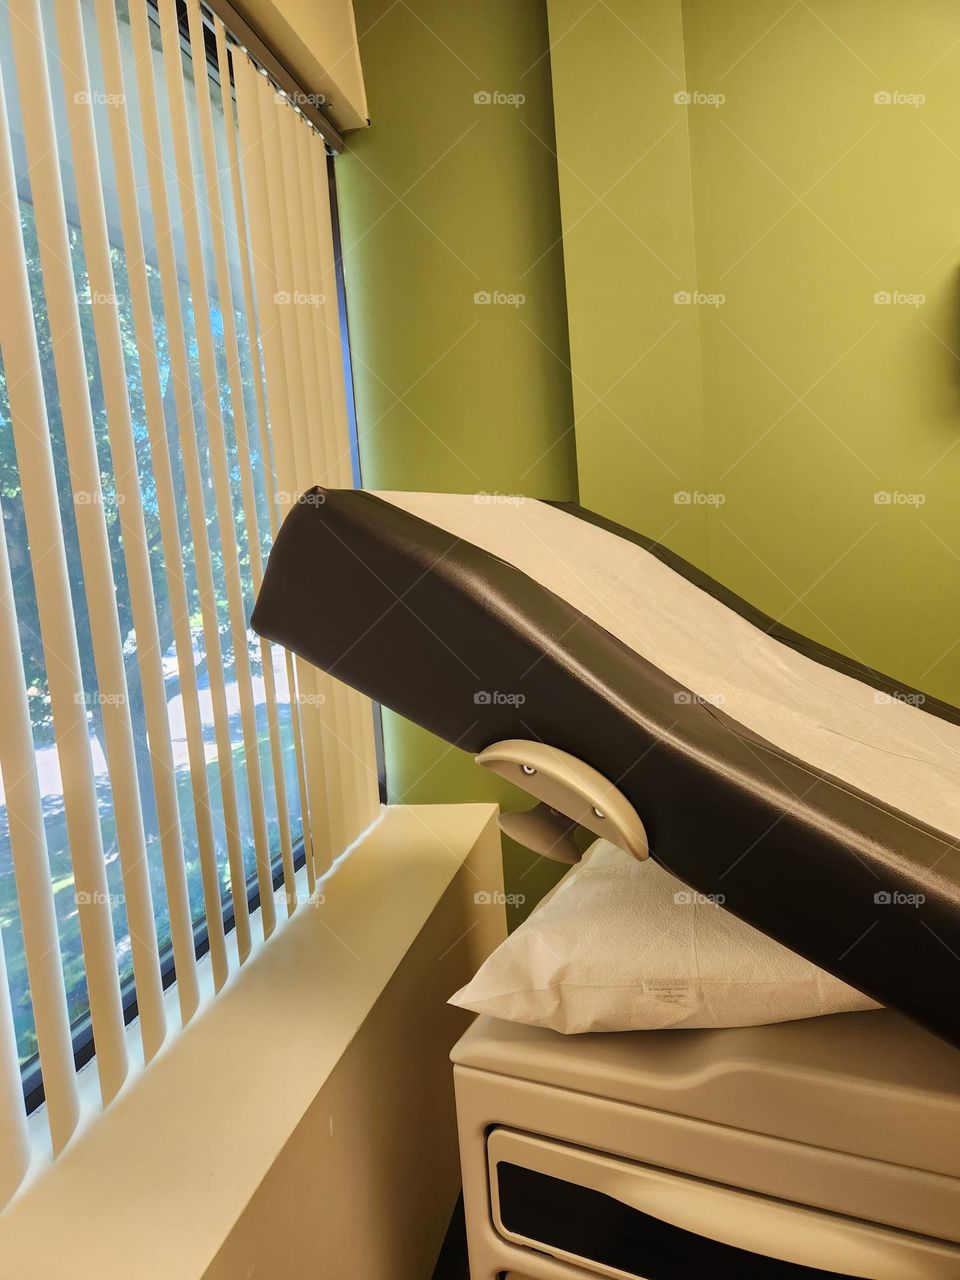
[0,0,379,1195]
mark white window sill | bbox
[0,802,502,1278]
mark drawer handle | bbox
[489,1132,960,1279]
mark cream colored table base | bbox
[452,1010,960,1279]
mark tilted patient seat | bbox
[251,488,960,1050]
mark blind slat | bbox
[0,920,28,1207]
[235,56,334,882]
[185,0,295,916]
[92,0,223,1009]
[297,124,379,835]
[304,143,381,830]
[0,25,128,1106]
[0,505,79,1159]
[214,20,308,905]
[157,0,278,941]
[263,91,339,879]
[10,6,170,1055]
[292,117,370,841]
[56,0,200,1056]
[127,0,240,979]
[254,69,329,889]
[14,0,168,1069]
[272,91,353,861]
[286,663,316,895]
[264,73,355,874]
[288,115,339,488]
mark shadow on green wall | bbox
[337,0,579,920]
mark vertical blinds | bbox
[0,0,379,1204]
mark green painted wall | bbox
[547,0,710,569]
[337,0,960,922]
[336,0,579,917]
[549,0,960,703]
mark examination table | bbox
[252,488,960,1276]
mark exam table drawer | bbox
[487,1129,960,1280]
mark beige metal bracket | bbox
[475,739,649,865]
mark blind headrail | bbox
[202,0,346,152]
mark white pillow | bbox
[451,840,880,1034]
